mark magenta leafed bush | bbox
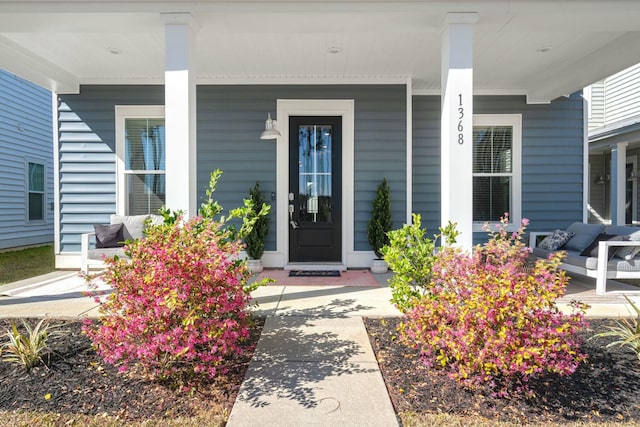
[400,216,589,396]
[83,216,253,382]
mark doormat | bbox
[255,270,380,287]
[288,270,341,277]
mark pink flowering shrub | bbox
[83,170,271,384]
[400,216,589,396]
[83,216,253,382]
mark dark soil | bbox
[0,317,264,422]
[365,317,640,424]
[2,316,640,424]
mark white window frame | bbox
[25,158,46,224]
[115,105,165,215]
[472,114,522,232]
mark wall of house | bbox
[197,85,407,253]
[57,86,164,253]
[588,149,640,225]
[588,63,640,130]
[57,85,584,259]
[412,93,585,239]
[588,152,610,223]
[0,69,54,250]
[57,84,407,255]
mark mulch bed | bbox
[0,317,264,422]
[3,316,640,424]
[365,317,640,424]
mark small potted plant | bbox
[368,178,392,273]
[245,181,270,273]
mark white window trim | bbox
[115,105,165,215]
[24,157,47,224]
[472,114,522,232]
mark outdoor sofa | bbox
[529,222,640,295]
[80,214,163,274]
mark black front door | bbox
[289,116,342,262]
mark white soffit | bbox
[0,1,638,102]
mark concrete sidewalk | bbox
[0,271,109,318]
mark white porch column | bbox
[611,142,627,225]
[163,13,197,217]
[441,13,478,250]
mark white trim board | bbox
[275,99,355,269]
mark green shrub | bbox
[367,178,392,258]
[244,181,271,260]
[381,213,458,312]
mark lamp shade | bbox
[260,113,281,140]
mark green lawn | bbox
[0,245,55,286]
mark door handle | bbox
[289,204,298,229]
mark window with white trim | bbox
[27,161,45,222]
[472,114,522,230]
[115,106,165,215]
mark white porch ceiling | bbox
[1,0,640,102]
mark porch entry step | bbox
[285,263,347,271]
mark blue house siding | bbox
[57,85,582,260]
[412,93,584,240]
[0,69,53,250]
[57,86,164,252]
[57,84,407,255]
[197,85,407,253]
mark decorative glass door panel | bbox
[289,116,342,262]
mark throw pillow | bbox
[538,230,574,251]
[94,223,125,248]
[615,230,640,260]
[579,233,629,259]
[564,222,606,252]
[110,214,164,241]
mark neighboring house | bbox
[0,1,639,269]
[587,63,640,226]
[0,68,53,250]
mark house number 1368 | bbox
[457,93,464,145]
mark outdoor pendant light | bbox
[260,113,281,140]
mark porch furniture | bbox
[80,214,163,274]
[529,223,640,295]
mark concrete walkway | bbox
[226,315,399,426]
[0,271,110,318]
[2,270,640,426]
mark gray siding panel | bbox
[412,93,584,240]
[0,69,54,249]
[197,85,406,253]
[58,84,407,255]
[58,85,582,255]
[57,86,164,252]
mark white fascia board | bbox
[413,88,528,97]
[196,76,410,85]
[84,76,411,87]
[0,35,78,93]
